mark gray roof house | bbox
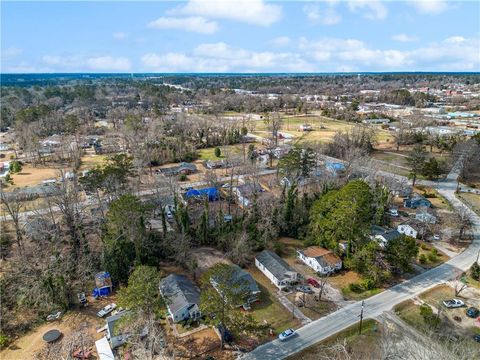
[371,225,401,247]
[159,274,201,323]
[106,310,130,349]
[255,250,299,289]
[210,264,260,308]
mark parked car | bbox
[443,299,465,308]
[164,204,176,221]
[296,285,314,294]
[433,234,441,241]
[97,303,117,317]
[473,334,480,343]
[47,311,62,321]
[466,307,479,318]
[307,278,320,288]
[278,328,296,341]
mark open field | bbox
[286,319,380,360]
[198,144,246,161]
[9,165,58,188]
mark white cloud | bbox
[168,0,282,26]
[348,0,387,20]
[86,56,131,71]
[3,48,23,58]
[444,36,465,43]
[141,42,314,72]
[411,0,449,15]
[271,36,291,47]
[303,4,341,25]
[148,16,218,34]
[113,32,127,40]
[392,34,418,42]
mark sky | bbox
[1,0,479,73]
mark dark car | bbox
[466,307,480,318]
[473,334,480,343]
[296,285,314,294]
[307,278,320,288]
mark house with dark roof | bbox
[403,194,432,209]
[159,274,201,323]
[159,162,197,177]
[210,264,260,308]
[371,225,401,247]
[255,250,299,289]
[297,246,342,275]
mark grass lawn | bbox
[286,319,381,360]
[457,192,480,216]
[198,144,246,161]
[248,266,300,334]
[416,241,449,269]
[341,286,383,301]
[463,274,480,289]
[325,270,383,301]
[419,284,455,305]
[394,299,424,329]
[413,185,453,211]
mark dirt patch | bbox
[192,247,232,277]
[1,311,104,360]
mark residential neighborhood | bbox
[1,1,480,360]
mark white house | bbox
[415,211,437,224]
[255,250,298,289]
[297,246,342,275]
[159,274,201,323]
[371,225,401,247]
[397,223,418,239]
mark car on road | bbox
[278,328,296,341]
[473,334,480,343]
[296,285,314,294]
[466,307,479,318]
[442,299,465,308]
[307,278,320,288]
[97,303,117,317]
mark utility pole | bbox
[358,300,365,335]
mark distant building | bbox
[297,246,342,275]
[362,118,390,125]
[403,195,431,209]
[397,222,419,239]
[371,225,401,247]
[210,264,260,308]
[255,250,299,290]
[159,274,201,323]
[415,210,437,224]
[159,162,197,177]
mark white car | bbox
[442,299,465,308]
[278,328,296,341]
[433,234,441,241]
[97,303,117,317]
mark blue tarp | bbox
[92,287,111,298]
[185,187,219,201]
[326,162,345,172]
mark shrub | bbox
[421,244,429,250]
[0,333,10,350]
[470,262,480,281]
[419,254,427,264]
[349,283,364,293]
[362,278,377,290]
[427,250,438,263]
[178,174,187,181]
[214,147,221,158]
[419,304,440,329]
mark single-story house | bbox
[159,162,197,177]
[297,246,342,275]
[415,211,437,224]
[371,225,401,247]
[232,183,265,208]
[403,195,432,209]
[210,264,261,307]
[106,310,130,349]
[159,274,201,323]
[255,250,299,289]
[397,222,419,238]
[362,118,390,125]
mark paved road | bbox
[243,166,480,359]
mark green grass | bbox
[394,300,424,328]
[197,144,245,161]
[463,275,480,289]
[287,319,380,360]
[341,286,382,301]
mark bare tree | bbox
[0,191,25,257]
